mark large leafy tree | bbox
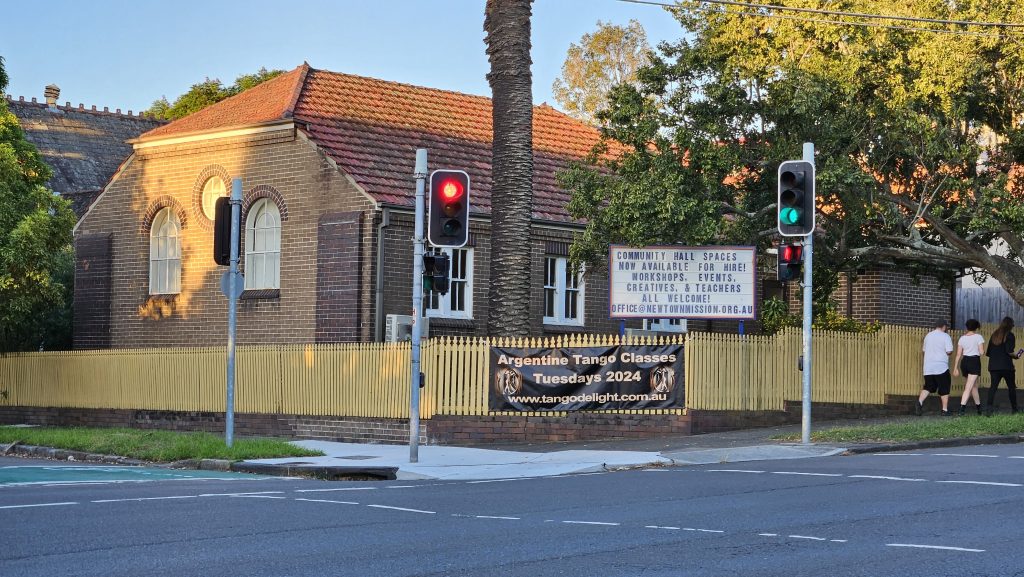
[484,0,534,337]
[0,56,76,351]
[559,1,1024,307]
[552,19,652,125]
[146,67,284,120]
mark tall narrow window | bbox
[149,207,181,295]
[425,247,473,319]
[244,199,281,290]
[543,257,584,326]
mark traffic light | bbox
[777,160,815,237]
[428,170,470,247]
[777,243,803,282]
[213,197,238,266]
[422,252,451,295]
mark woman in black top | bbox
[985,316,1020,416]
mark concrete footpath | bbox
[239,416,1024,481]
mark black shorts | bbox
[960,356,982,376]
[923,370,951,395]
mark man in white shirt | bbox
[916,319,954,416]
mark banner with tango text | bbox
[489,344,684,412]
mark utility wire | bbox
[619,0,1024,30]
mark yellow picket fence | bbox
[0,326,996,416]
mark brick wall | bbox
[315,211,364,342]
[74,127,376,347]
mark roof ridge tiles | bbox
[5,95,165,121]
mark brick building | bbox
[72,63,669,349]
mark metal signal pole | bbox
[409,149,427,463]
[801,143,814,445]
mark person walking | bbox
[916,319,954,416]
[953,319,985,416]
[985,316,1020,416]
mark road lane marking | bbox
[887,544,984,552]
[759,533,778,537]
[848,475,926,482]
[475,515,520,520]
[563,521,620,526]
[830,540,848,543]
[938,481,1022,487]
[386,485,418,489]
[92,496,199,503]
[467,478,525,484]
[0,502,78,509]
[931,453,999,458]
[790,535,826,541]
[294,487,377,493]
[199,491,284,497]
[646,525,681,530]
[232,495,286,499]
[367,505,435,514]
[294,498,359,505]
[771,472,843,477]
[875,453,923,456]
[695,529,724,533]
[706,469,765,474]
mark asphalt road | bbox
[2,445,1023,577]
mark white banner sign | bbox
[609,246,756,320]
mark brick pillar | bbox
[73,233,113,349]
[315,211,363,342]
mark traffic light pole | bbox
[225,178,242,448]
[409,149,427,463]
[801,143,814,445]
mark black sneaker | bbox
[941,410,953,417]
[914,401,923,416]
[957,406,966,417]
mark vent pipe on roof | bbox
[44,84,60,109]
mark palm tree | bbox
[484,0,534,337]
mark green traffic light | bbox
[780,206,802,225]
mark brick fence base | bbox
[2,392,1009,445]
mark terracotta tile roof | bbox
[140,66,307,139]
[139,64,613,223]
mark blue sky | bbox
[2,0,684,114]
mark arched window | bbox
[244,198,281,290]
[200,177,226,220]
[149,207,181,295]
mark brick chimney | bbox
[44,84,60,109]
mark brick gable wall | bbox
[74,127,375,348]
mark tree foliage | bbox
[552,19,652,124]
[0,56,76,351]
[146,67,284,120]
[559,1,1024,311]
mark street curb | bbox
[4,444,397,480]
[842,434,1024,455]
[7,443,146,466]
[231,461,398,480]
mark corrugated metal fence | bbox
[0,327,995,415]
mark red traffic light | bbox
[439,178,464,201]
[779,244,803,263]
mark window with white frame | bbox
[244,198,281,290]
[149,207,181,295]
[425,247,473,319]
[650,318,687,333]
[543,256,583,325]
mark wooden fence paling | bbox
[0,327,987,417]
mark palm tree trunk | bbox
[484,0,534,337]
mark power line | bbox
[619,0,1024,31]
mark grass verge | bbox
[0,426,323,462]
[773,414,1024,443]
